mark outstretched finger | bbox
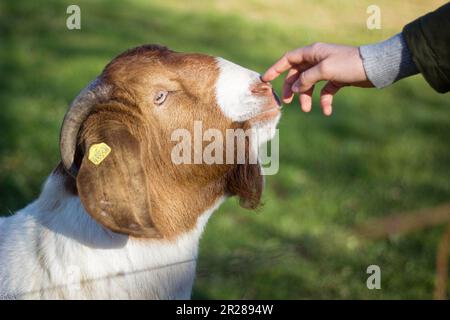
[262,48,306,82]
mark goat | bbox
[0,44,281,299]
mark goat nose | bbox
[250,81,273,95]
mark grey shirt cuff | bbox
[359,33,419,88]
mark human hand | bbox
[262,43,373,116]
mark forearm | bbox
[359,33,419,88]
[403,3,450,93]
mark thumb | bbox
[292,62,329,93]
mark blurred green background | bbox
[1,0,449,299]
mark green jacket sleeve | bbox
[402,3,450,93]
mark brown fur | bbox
[55,45,263,239]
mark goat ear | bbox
[76,117,161,238]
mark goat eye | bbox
[154,90,168,105]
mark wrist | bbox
[359,33,419,88]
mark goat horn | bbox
[59,78,109,177]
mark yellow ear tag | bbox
[88,143,112,165]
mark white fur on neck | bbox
[0,174,224,299]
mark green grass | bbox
[1,0,449,299]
